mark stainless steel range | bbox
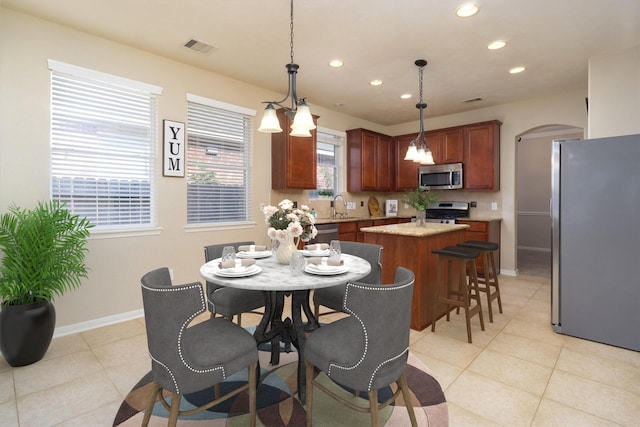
[425,201,470,224]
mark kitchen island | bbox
[361,222,469,330]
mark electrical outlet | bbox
[404,203,409,209]
[360,200,364,207]
[470,201,477,207]
[346,202,356,210]
[491,202,498,211]
[292,201,297,208]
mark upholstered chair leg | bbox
[398,373,418,427]
[237,313,243,326]
[368,389,379,427]
[248,362,257,427]
[314,302,320,318]
[214,383,220,400]
[305,360,314,427]
[141,381,160,427]
[168,392,181,427]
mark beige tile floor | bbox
[1,273,639,426]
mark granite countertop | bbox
[360,222,470,237]
[314,214,501,225]
[460,215,503,222]
[314,215,413,225]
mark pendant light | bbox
[404,59,435,165]
[258,0,315,137]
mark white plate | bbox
[301,249,330,257]
[236,250,272,259]
[214,264,262,278]
[304,263,349,275]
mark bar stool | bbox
[458,240,503,323]
[431,245,485,343]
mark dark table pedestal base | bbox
[253,290,320,403]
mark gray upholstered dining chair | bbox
[204,241,265,326]
[304,266,417,427]
[140,267,258,427]
[313,241,383,318]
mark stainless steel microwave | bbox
[419,162,463,190]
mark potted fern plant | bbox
[0,201,93,366]
[403,186,438,226]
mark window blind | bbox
[49,63,158,230]
[186,99,253,224]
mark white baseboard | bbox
[500,268,518,276]
[517,245,551,253]
[53,309,144,338]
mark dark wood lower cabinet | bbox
[457,220,501,274]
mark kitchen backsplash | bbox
[269,189,502,219]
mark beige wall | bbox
[0,9,377,331]
[7,7,635,333]
[588,44,640,138]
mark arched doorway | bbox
[515,125,583,276]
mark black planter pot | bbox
[0,300,56,367]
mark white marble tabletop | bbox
[200,253,371,291]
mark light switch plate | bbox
[491,202,498,211]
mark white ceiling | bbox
[4,0,639,126]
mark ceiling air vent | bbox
[184,39,215,54]
[463,97,483,104]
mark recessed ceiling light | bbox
[369,80,383,86]
[509,66,526,74]
[488,40,507,50]
[455,3,479,18]
[328,59,344,68]
[401,94,412,99]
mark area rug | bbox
[113,345,448,427]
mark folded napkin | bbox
[218,258,256,269]
[305,243,329,251]
[237,244,267,252]
[307,257,344,266]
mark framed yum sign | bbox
[163,120,185,177]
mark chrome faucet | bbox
[331,194,348,218]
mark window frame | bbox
[184,94,256,230]
[48,60,162,236]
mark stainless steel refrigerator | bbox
[551,134,640,351]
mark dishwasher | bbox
[310,223,339,244]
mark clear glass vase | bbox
[416,211,427,227]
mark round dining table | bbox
[200,252,371,403]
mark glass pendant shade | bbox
[404,142,418,161]
[290,102,316,134]
[413,144,435,165]
[290,126,312,137]
[421,148,435,165]
[258,104,283,133]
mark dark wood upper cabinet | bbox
[271,108,318,190]
[393,133,420,191]
[348,119,500,192]
[347,128,393,192]
[463,120,501,190]
[439,127,464,164]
